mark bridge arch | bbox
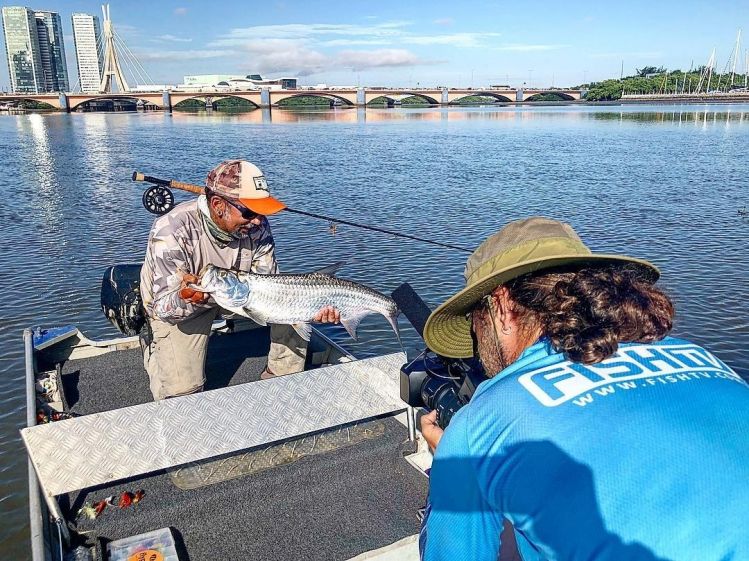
[273,93,355,107]
[397,92,440,105]
[524,91,576,102]
[173,94,260,110]
[367,95,400,106]
[3,96,58,110]
[69,95,164,111]
[450,91,514,104]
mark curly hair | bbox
[506,264,674,364]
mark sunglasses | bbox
[220,196,260,221]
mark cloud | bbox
[232,39,434,76]
[335,49,432,70]
[496,43,567,52]
[405,33,499,48]
[433,18,453,26]
[174,7,188,16]
[208,22,409,46]
[207,21,494,50]
[153,34,193,43]
[135,49,236,61]
[114,23,139,37]
[136,19,490,78]
[234,39,328,75]
[321,39,391,47]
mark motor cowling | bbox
[101,264,146,336]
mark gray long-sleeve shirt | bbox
[140,196,277,323]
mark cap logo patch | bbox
[253,176,268,192]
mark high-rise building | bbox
[34,11,69,92]
[71,13,102,93]
[1,6,45,93]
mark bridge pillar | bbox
[59,93,69,112]
[162,90,172,111]
[357,87,365,106]
[260,88,271,108]
[516,88,523,102]
[441,88,448,105]
[580,89,588,100]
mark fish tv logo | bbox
[518,344,740,407]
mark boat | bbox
[21,265,432,561]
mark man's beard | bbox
[474,315,512,377]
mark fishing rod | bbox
[132,171,473,253]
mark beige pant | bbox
[143,310,308,400]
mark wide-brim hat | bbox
[206,159,286,215]
[423,217,660,359]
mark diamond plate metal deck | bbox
[22,353,407,496]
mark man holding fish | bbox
[139,159,341,400]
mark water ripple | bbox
[2,104,749,558]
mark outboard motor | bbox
[101,264,146,336]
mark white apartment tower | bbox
[71,13,102,93]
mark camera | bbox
[391,283,487,429]
[400,351,486,429]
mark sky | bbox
[0,0,747,90]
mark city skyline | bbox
[1,0,748,91]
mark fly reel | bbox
[133,171,205,215]
[141,185,175,215]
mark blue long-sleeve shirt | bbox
[421,337,749,561]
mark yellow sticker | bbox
[127,550,164,561]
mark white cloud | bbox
[153,34,193,43]
[174,7,188,16]
[136,49,236,61]
[235,39,329,75]
[433,18,454,26]
[232,39,434,76]
[207,21,494,50]
[335,49,430,70]
[208,22,409,46]
[134,19,493,79]
[405,33,499,48]
[321,39,391,47]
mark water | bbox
[2,104,748,558]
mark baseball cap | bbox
[205,160,286,215]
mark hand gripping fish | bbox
[195,263,400,343]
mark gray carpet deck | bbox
[55,327,427,560]
[60,325,271,415]
[59,418,426,561]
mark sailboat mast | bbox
[730,29,741,89]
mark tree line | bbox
[582,66,749,101]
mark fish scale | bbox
[197,265,401,344]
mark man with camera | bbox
[418,217,749,560]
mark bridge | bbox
[0,87,584,112]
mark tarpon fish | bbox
[195,263,400,343]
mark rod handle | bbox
[132,171,204,194]
[171,180,204,194]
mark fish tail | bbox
[387,309,403,351]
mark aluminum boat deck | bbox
[23,323,428,561]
